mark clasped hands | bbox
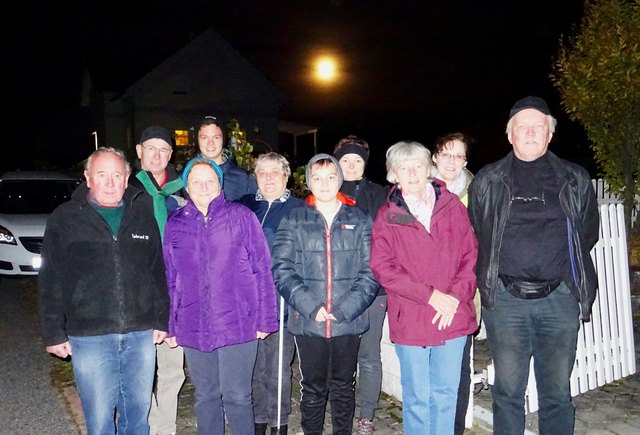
[315,306,337,322]
[428,289,460,330]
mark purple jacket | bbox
[163,194,278,351]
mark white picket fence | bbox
[486,203,636,413]
[592,178,638,227]
[379,185,637,428]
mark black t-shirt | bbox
[499,154,569,281]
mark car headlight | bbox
[0,224,17,245]
[32,256,42,269]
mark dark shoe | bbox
[270,424,288,435]
[255,423,268,435]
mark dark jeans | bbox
[295,334,361,435]
[252,328,296,427]
[454,334,473,435]
[184,340,258,435]
[484,280,580,435]
[356,294,387,421]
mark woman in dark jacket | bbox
[333,135,389,434]
[238,152,304,435]
[272,154,378,435]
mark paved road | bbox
[4,274,638,434]
[0,277,76,435]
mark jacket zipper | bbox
[325,222,332,337]
[260,202,272,227]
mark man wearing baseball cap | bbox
[468,96,599,434]
[129,125,186,435]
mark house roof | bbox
[119,28,287,114]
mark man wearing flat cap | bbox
[468,96,599,434]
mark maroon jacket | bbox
[371,181,478,346]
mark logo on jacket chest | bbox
[131,233,150,240]
[341,224,356,230]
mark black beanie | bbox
[333,142,369,165]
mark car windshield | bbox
[0,179,80,214]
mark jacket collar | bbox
[305,192,356,207]
[487,151,575,186]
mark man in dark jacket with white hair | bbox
[39,147,169,435]
[468,96,599,435]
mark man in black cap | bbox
[468,96,599,434]
[129,125,186,435]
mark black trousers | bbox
[295,334,360,435]
[454,334,473,435]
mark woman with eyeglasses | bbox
[431,132,481,435]
[238,152,304,435]
[370,141,478,435]
[431,133,473,207]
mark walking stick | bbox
[276,295,285,429]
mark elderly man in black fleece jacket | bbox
[39,147,169,435]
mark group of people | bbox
[38,95,599,435]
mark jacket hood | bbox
[305,153,344,189]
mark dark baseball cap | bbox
[509,96,551,119]
[139,125,173,147]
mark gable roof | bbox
[120,28,287,114]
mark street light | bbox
[91,131,98,150]
[313,55,339,85]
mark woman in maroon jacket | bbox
[370,141,478,435]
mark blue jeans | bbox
[357,294,387,420]
[184,340,258,435]
[484,280,580,435]
[69,330,156,435]
[395,335,466,435]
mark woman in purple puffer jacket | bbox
[163,157,278,435]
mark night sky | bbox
[6,0,594,177]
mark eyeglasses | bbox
[511,191,545,204]
[438,152,466,162]
[142,144,172,156]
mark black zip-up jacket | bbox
[468,151,599,321]
[272,202,378,337]
[38,183,170,346]
[340,176,389,297]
